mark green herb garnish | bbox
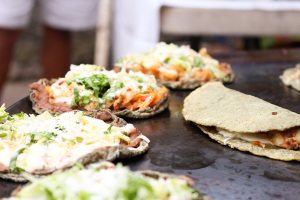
[55,125,66,131]
[9,147,26,173]
[104,124,113,134]
[73,88,80,106]
[193,56,204,68]
[115,82,125,88]
[76,74,110,98]
[0,105,9,123]
[28,131,57,144]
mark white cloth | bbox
[0,0,99,30]
[113,0,300,62]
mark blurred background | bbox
[2,0,300,106]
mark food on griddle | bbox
[30,64,169,118]
[114,42,234,89]
[0,105,149,182]
[183,82,300,161]
[4,162,205,200]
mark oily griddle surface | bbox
[2,52,300,199]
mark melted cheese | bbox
[217,128,273,145]
[0,111,137,173]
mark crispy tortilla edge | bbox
[199,125,300,161]
[160,70,235,90]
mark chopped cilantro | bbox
[12,112,26,120]
[55,125,66,131]
[73,88,80,106]
[72,88,92,107]
[9,147,26,173]
[76,74,110,98]
[149,86,156,91]
[132,76,144,83]
[0,105,9,123]
[115,82,125,88]
[104,124,113,134]
[193,56,204,68]
[28,132,57,144]
[72,74,111,107]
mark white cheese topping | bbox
[0,111,137,173]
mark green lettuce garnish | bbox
[14,164,201,200]
[76,74,110,98]
[0,104,9,123]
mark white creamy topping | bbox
[0,111,137,172]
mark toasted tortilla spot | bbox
[183,82,300,133]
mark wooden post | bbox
[94,0,112,68]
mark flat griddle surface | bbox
[2,49,300,199]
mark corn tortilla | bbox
[183,82,300,161]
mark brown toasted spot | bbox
[272,112,278,115]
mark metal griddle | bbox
[1,49,300,199]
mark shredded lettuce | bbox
[71,74,111,107]
[0,104,9,123]
[14,164,200,200]
[9,147,26,173]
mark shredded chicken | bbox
[270,128,300,150]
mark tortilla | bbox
[183,82,300,161]
[280,64,300,91]
[5,162,206,200]
[29,66,169,119]
[0,109,149,182]
[29,79,169,119]
[114,42,234,90]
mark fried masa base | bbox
[29,79,169,118]
[199,125,300,161]
[160,71,234,90]
[0,110,150,182]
